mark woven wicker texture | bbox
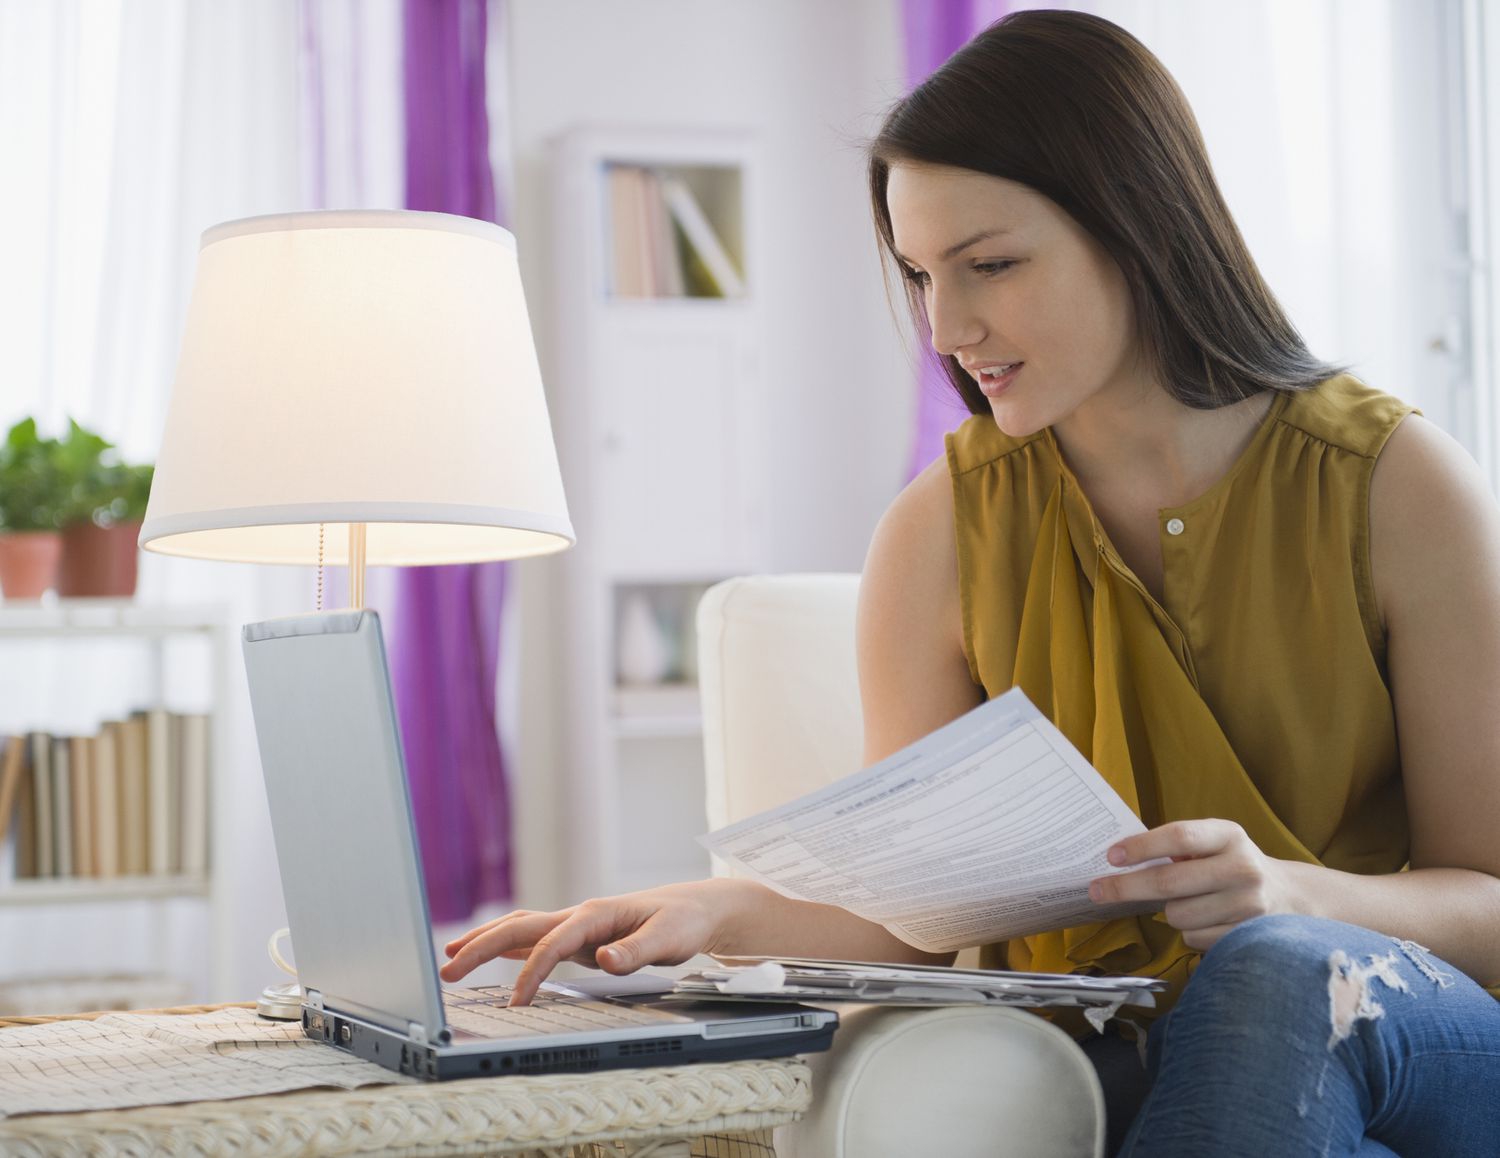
[0,1003,808,1157]
[0,1061,805,1156]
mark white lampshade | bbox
[140,210,574,566]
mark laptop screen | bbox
[243,610,446,1034]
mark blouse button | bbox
[1166,517,1185,536]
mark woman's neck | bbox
[1051,381,1276,510]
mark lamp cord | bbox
[268,927,298,979]
[317,523,325,611]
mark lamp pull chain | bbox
[317,523,326,611]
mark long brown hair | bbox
[869,10,1348,415]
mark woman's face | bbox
[885,162,1146,437]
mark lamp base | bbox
[257,981,304,1020]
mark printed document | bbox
[700,687,1162,953]
[674,955,1166,1034]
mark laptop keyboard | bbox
[443,985,685,1038]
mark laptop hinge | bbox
[408,1021,429,1045]
[305,989,325,1011]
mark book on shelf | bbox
[605,165,745,299]
[0,711,205,886]
[51,736,72,877]
[0,737,24,844]
[119,714,149,876]
[608,165,650,297]
[0,737,25,881]
[29,732,53,877]
[16,757,36,878]
[94,723,120,879]
[70,735,94,878]
[658,174,745,298]
[145,708,176,876]
[178,713,209,877]
[641,169,686,297]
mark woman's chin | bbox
[988,402,1046,440]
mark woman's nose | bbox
[927,285,985,357]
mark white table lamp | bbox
[140,209,574,605]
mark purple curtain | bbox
[902,0,1014,482]
[395,0,512,923]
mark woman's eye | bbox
[901,260,1013,287]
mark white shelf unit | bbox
[0,598,233,999]
[550,127,768,900]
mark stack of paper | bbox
[671,957,1165,1018]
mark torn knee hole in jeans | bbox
[1392,938,1455,989]
[1323,939,1454,1053]
[1326,949,1407,1049]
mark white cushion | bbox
[697,573,864,844]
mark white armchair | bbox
[697,573,1105,1158]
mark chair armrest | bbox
[777,1004,1104,1158]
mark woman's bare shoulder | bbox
[879,451,956,537]
[857,453,980,763]
[1369,413,1497,627]
[865,454,960,609]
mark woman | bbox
[444,11,1500,1153]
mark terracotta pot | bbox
[0,530,63,599]
[57,521,142,598]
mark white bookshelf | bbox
[0,598,233,1000]
[549,127,769,900]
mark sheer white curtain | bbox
[1465,0,1500,487]
[1,0,300,456]
[0,0,402,1002]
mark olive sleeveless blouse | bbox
[946,373,1437,1016]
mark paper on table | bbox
[699,687,1164,953]
[687,957,1166,1006]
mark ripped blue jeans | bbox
[1115,914,1500,1156]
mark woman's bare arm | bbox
[1292,413,1500,984]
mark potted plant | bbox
[0,418,68,599]
[55,421,154,599]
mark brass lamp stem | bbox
[348,522,367,610]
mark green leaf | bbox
[0,417,153,533]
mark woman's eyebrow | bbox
[894,227,1013,266]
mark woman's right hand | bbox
[438,878,749,1006]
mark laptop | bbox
[241,609,838,1080]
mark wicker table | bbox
[0,1004,811,1157]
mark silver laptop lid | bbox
[243,610,445,1035]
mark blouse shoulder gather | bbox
[1273,372,1417,459]
[944,412,1045,478]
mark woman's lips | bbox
[978,363,1022,398]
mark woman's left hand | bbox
[1087,818,1307,950]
